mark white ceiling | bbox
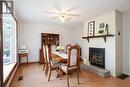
[15,0,130,28]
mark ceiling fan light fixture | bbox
[58,13,66,22]
[59,16,66,22]
[59,12,72,22]
[45,9,79,22]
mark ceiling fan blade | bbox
[67,14,80,17]
[50,16,59,19]
[66,6,79,12]
[66,17,72,21]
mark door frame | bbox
[0,1,3,87]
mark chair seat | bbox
[50,60,60,67]
[61,65,78,73]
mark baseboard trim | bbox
[19,61,39,65]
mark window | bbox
[2,2,17,82]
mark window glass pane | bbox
[2,2,17,81]
[3,14,16,65]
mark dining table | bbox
[50,51,68,63]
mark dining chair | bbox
[42,45,49,76]
[72,43,81,58]
[73,43,82,72]
[51,45,57,52]
[45,45,60,81]
[60,45,80,87]
[66,44,81,73]
[66,44,71,54]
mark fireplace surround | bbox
[89,47,105,69]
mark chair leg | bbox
[45,64,48,76]
[48,67,52,81]
[77,68,80,85]
[67,72,69,87]
[43,63,45,71]
[79,66,81,73]
[59,68,62,80]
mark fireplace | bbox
[89,47,105,69]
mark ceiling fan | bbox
[44,6,80,22]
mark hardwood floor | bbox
[10,63,130,87]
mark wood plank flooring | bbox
[10,63,130,87]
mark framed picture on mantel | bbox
[88,21,95,36]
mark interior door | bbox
[0,1,3,87]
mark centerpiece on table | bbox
[56,45,64,53]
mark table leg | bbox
[27,54,28,64]
[19,56,21,64]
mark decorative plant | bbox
[56,45,64,51]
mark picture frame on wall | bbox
[88,21,95,36]
[98,23,105,35]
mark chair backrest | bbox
[51,45,57,52]
[43,45,47,63]
[73,43,81,57]
[66,44,72,54]
[45,45,50,63]
[67,45,80,67]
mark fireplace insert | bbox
[89,47,105,69]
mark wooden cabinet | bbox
[39,33,59,64]
[41,33,59,48]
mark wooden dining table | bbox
[50,52,68,63]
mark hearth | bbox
[89,47,105,69]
